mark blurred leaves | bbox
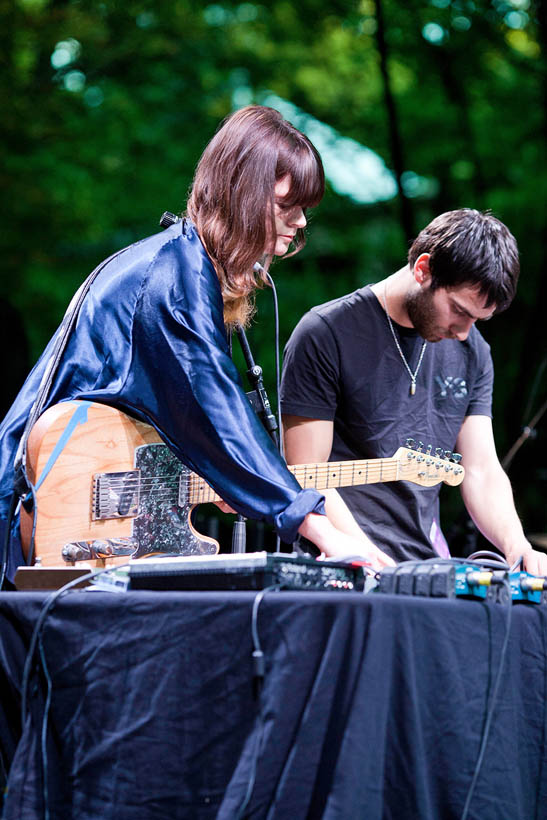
[1,0,545,531]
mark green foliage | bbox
[1,0,545,535]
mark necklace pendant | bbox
[410,382,416,396]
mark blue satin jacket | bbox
[0,220,324,580]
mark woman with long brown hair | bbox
[0,105,393,584]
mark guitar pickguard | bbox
[131,443,217,558]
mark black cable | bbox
[234,584,281,820]
[460,578,513,820]
[21,564,130,725]
[20,563,131,820]
[379,560,516,816]
[263,270,284,461]
[267,272,284,552]
[254,263,284,553]
[38,636,52,820]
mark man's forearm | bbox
[461,465,528,558]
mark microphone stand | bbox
[235,325,279,448]
[231,324,280,553]
[501,397,547,471]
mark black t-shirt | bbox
[280,286,494,562]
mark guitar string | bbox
[95,469,403,492]
[93,459,437,488]
[94,461,442,491]
[93,463,448,509]
[95,467,408,487]
[94,467,409,496]
[91,459,455,505]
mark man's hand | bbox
[506,541,547,577]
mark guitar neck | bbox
[188,456,399,505]
[289,457,398,490]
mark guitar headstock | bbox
[394,440,465,487]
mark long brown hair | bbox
[186,105,325,325]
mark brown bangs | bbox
[276,140,325,209]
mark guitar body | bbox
[20,400,464,568]
[21,401,219,567]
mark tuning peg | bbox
[425,444,432,455]
[444,450,452,460]
[406,438,416,449]
[435,447,443,458]
[417,441,424,452]
[451,453,462,464]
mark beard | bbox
[403,287,445,343]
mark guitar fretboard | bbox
[290,458,399,490]
[187,457,399,504]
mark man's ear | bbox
[413,253,431,286]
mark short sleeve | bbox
[281,310,341,420]
[465,337,494,418]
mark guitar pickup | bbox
[92,470,140,520]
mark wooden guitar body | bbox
[21,401,218,567]
[20,400,464,568]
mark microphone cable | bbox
[253,263,284,460]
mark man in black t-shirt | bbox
[281,209,547,575]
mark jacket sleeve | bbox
[104,225,325,543]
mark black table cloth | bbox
[1,589,546,819]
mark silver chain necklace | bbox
[383,286,427,396]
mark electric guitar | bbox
[20,400,465,567]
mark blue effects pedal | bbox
[376,563,547,604]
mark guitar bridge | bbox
[93,471,140,520]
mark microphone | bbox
[159,212,181,228]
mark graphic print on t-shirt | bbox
[434,375,468,400]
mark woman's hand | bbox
[298,513,395,570]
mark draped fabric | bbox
[1,590,546,820]
[0,221,324,580]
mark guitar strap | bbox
[0,244,133,583]
[12,245,132,499]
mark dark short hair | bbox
[408,209,520,312]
